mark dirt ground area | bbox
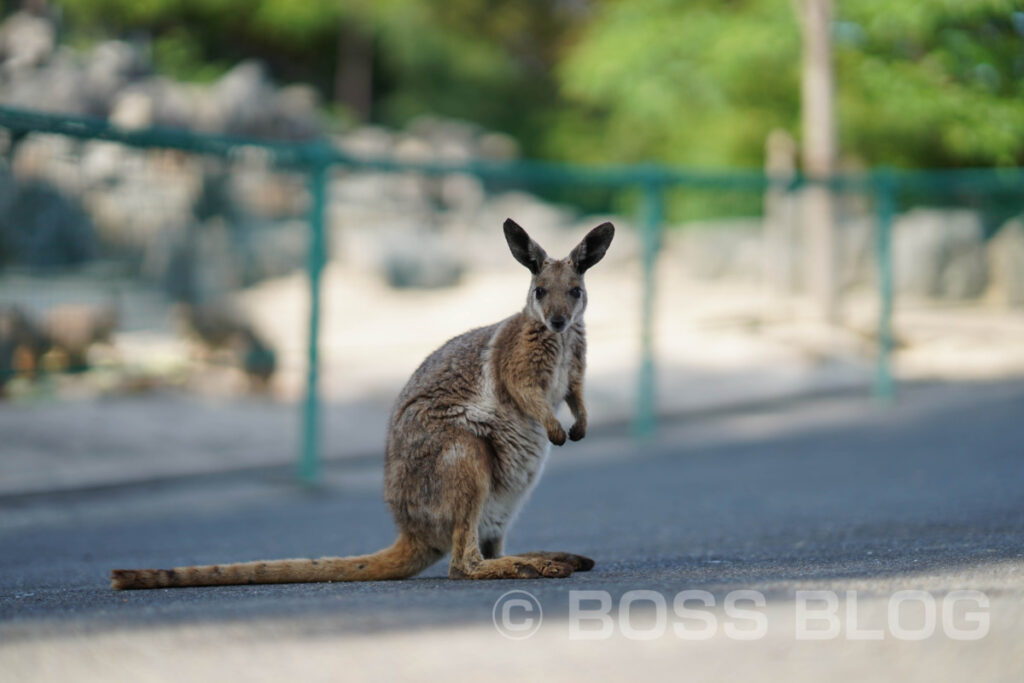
[2,244,1023,495]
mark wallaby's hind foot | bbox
[518,551,595,572]
[449,555,574,580]
[443,436,576,580]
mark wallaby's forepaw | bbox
[569,422,586,441]
[548,425,567,446]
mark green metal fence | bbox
[2,105,1023,482]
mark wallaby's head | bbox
[503,218,615,334]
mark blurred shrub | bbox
[51,0,1024,173]
[553,0,1024,169]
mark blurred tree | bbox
[552,0,801,167]
[58,0,358,93]
[548,0,801,217]
[55,0,577,147]
[554,0,1024,169]
[51,0,1024,170]
[836,0,1024,167]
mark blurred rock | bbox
[0,304,50,393]
[226,152,306,219]
[236,219,307,284]
[838,216,872,291]
[893,209,987,299]
[394,135,434,164]
[271,84,321,140]
[206,61,320,139]
[1,48,86,113]
[0,177,97,269]
[177,301,277,392]
[10,132,80,194]
[193,220,242,297]
[408,116,479,150]
[148,78,198,129]
[0,10,55,74]
[213,60,274,136]
[440,173,485,213]
[435,137,475,164]
[81,149,200,259]
[177,301,248,349]
[108,77,194,130]
[109,90,154,130]
[80,141,127,186]
[83,40,148,116]
[44,303,118,371]
[480,191,574,241]
[335,126,394,158]
[673,219,764,281]
[382,235,465,289]
[331,171,394,205]
[477,132,520,161]
[941,241,988,299]
[988,218,1024,307]
[0,32,653,296]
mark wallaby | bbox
[0,305,49,395]
[177,302,278,391]
[110,219,614,589]
[43,303,119,373]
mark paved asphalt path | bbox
[1,380,1023,680]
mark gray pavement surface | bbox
[1,380,1023,681]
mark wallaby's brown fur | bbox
[110,219,614,589]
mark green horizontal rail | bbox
[0,105,313,165]
[0,105,768,187]
[3,103,1023,480]
[7,105,1024,193]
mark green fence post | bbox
[873,171,896,403]
[633,180,664,438]
[300,154,329,484]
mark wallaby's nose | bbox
[549,315,567,332]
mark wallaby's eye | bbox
[534,286,547,300]
[569,287,582,299]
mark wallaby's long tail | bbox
[110,535,438,590]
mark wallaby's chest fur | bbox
[384,312,583,540]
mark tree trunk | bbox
[334,25,373,122]
[797,0,839,323]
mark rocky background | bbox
[1,9,1023,402]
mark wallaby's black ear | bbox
[503,218,548,275]
[570,222,615,274]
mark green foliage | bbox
[52,0,1024,172]
[370,1,544,135]
[552,0,1024,169]
[55,0,567,147]
[58,0,348,87]
[836,0,1024,167]
[552,0,800,168]
[151,29,229,83]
